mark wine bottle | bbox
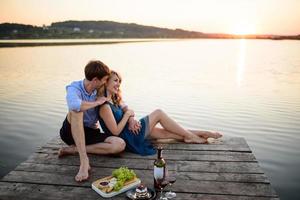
[153,146,166,191]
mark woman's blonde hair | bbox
[98,70,122,106]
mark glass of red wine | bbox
[157,178,169,200]
[165,176,177,199]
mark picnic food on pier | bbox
[135,184,151,199]
[97,167,137,193]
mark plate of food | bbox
[92,167,141,198]
[126,184,156,200]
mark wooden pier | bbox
[0,137,279,199]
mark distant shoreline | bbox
[1,37,299,48]
[0,39,170,48]
[1,21,299,46]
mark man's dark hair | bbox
[84,60,110,81]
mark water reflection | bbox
[236,39,246,87]
[0,39,300,199]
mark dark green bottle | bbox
[153,146,166,191]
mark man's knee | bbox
[113,137,126,153]
[106,137,126,154]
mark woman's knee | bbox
[148,109,164,129]
[150,109,163,118]
[154,109,164,115]
[152,109,164,120]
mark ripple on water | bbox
[1,40,300,199]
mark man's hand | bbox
[128,117,141,134]
[96,97,108,106]
[91,122,99,129]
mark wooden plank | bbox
[0,182,280,200]
[164,143,251,151]
[47,136,247,145]
[37,147,249,156]
[0,136,279,199]
[44,136,251,152]
[14,162,270,183]
[1,171,277,197]
[24,153,264,173]
[35,147,257,162]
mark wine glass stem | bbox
[168,183,172,193]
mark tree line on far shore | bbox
[0,20,299,40]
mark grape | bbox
[112,167,136,191]
[113,180,124,191]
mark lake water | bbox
[0,39,299,199]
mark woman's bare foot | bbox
[75,157,91,182]
[193,131,223,139]
[206,131,222,139]
[210,131,223,139]
[58,146,76,158]
[184,134,207,144]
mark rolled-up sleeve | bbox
[66,86,82,112]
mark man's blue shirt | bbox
[66,80,99,128]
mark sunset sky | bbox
[1,0,299,35]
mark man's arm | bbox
[66,86,107,112]
[80,97,107,112]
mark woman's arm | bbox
[120,102,141,134]
[99,104,133,136]
[120,102,129,112]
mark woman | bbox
[98,71,222,156]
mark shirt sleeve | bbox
[66,86,82,112]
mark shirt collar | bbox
[81,79,97,96]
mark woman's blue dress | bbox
[99,102,156,156]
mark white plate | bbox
[92,176,141,198]
[126,188,156,200]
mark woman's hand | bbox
[128,118,141,135]
[125,109,135,118]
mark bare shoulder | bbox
[99,103,112,115]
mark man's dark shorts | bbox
[60,117,112,145]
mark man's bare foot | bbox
[184,134,207,144]
[58,146,76,158]
[75,158,90,182]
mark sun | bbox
[231,23,256,35]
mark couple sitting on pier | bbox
[58,60,222,182]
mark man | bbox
[58,60,126,182]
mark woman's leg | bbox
[148,109,206,143]
[149,127,183,140]
[189,130,222,139]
